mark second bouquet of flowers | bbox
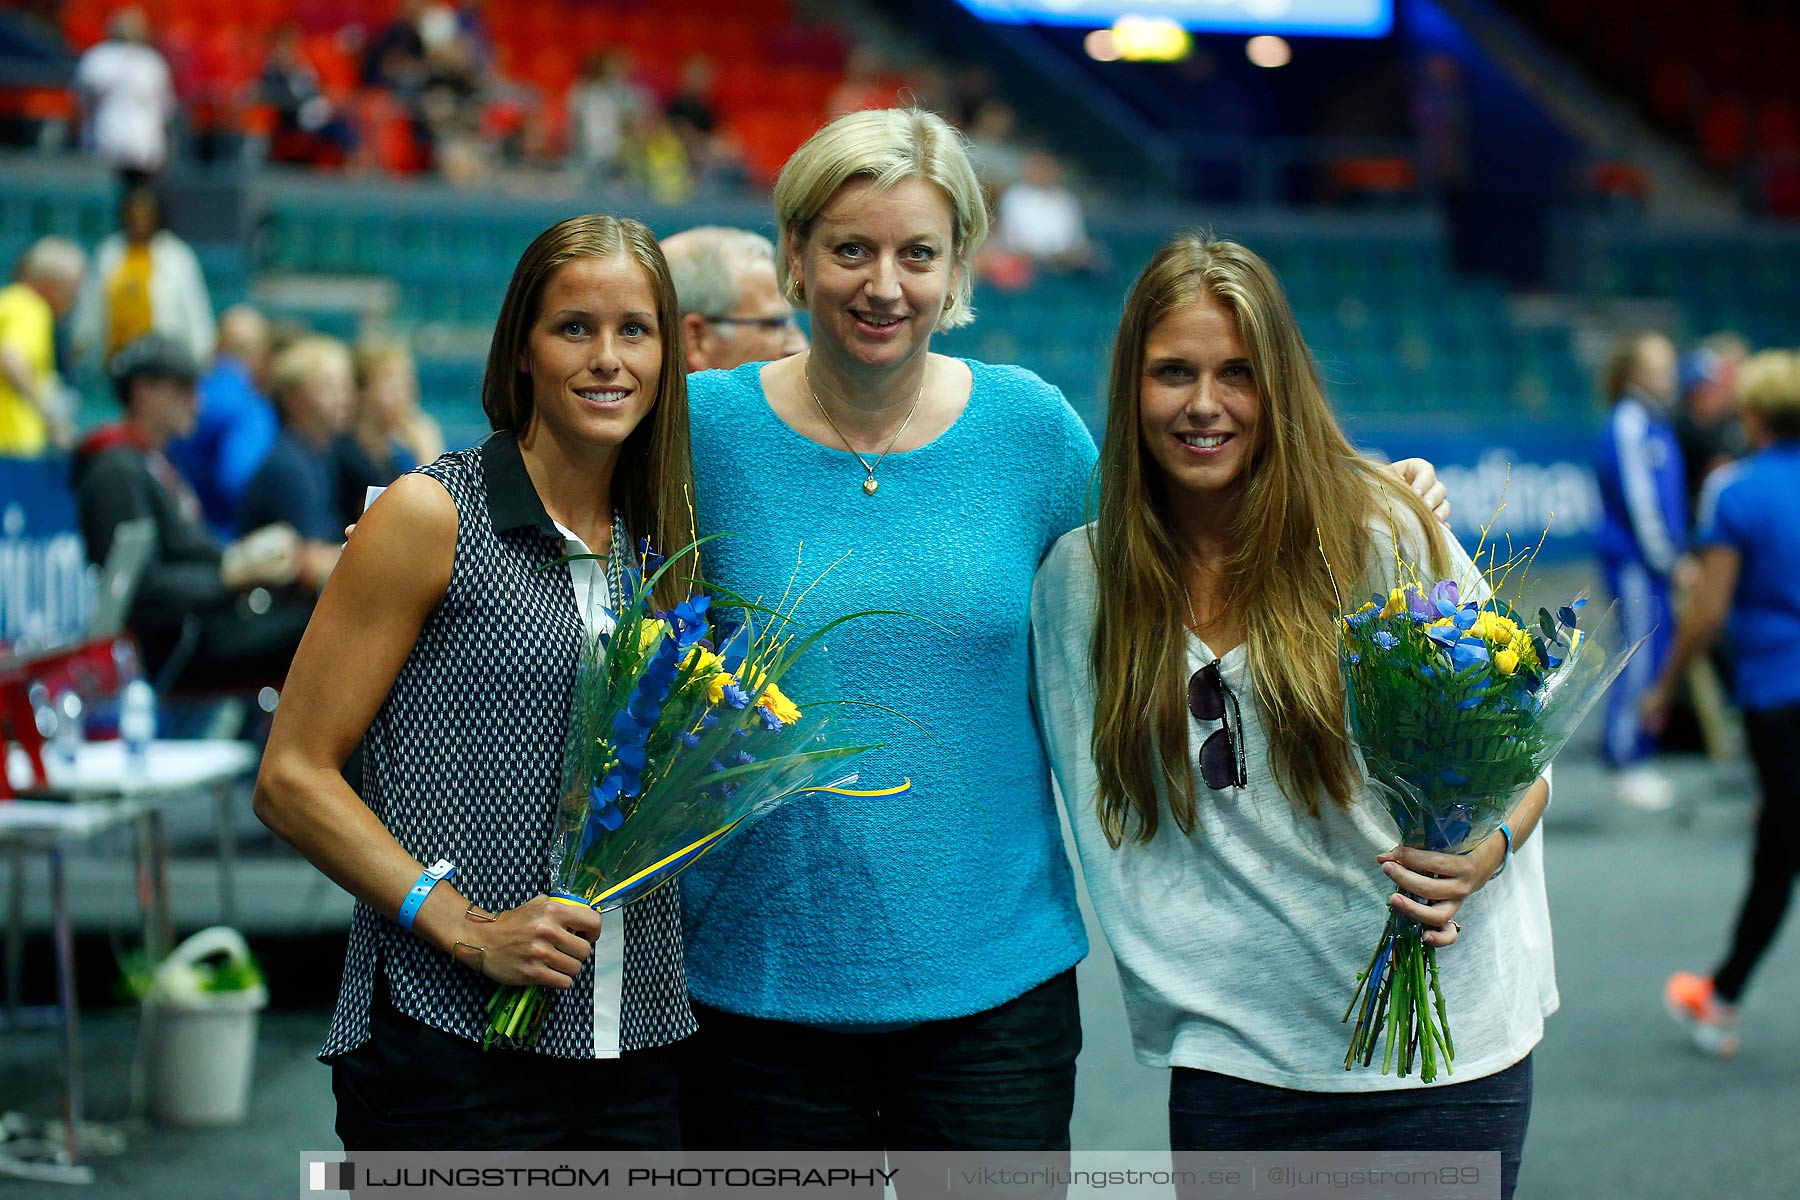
[485,536,906,1049]
[1334,527,1648,1082]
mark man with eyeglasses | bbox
[663,226,807,372]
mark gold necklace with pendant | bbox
[805,362,925,496]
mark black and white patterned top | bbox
[319,432,694,1061]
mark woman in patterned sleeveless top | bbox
[254,215,699,1150]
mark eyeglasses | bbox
[1188,659,1247,790]
[700,313,799,333]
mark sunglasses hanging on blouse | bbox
[1188,660,1249,790]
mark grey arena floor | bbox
[2,633,1795,1198]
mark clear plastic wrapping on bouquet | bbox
[1333,573,1652,1081]
[483,538,906,1050]
[1342,583,1653,853]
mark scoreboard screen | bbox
[953,1,1393,38]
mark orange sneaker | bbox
[1664,971,1741,1058]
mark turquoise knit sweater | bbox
[680,359,1097,1025]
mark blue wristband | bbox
[397,859,457,931]
[1491,823,1515,879]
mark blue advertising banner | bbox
[1357,429,1601,566]
[0,455,93,646]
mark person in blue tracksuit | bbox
[1592,330,1687,778]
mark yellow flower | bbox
[1470,612,1520,647]
[1510,632,1538,670]
[1379,588,1408,619]
[757,682,802,725]
[1494,648,1519,676]
[637,622,663,654]
[707,670,733,705]
[683,647,724,676]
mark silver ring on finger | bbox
[1447,919,1462,935]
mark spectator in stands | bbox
[71,7,174,185]
[1593,330,1687,810]
[72,334,312,691]
[965,99,1026,196]
[1645,349,1800,1059]
[72,184,215,369]
[666,56,719,154]
[166,304,278,539]
[662,227,807,372]
[363,0,428,95]
[262,23,356,168]
[665,56,750,193]
[0,237,85,457]
[334,336,443,525]
[992,150,1098,275]
[825,46,891,116]
[239,335,354,592]
[571,51,650,182]
[626,111,693,205]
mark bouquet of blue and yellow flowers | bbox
[484,538,904,1049]
[1334,538,1646,1082]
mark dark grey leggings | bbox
[1169,1054,1533,1200]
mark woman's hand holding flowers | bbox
[1374,834,1508,949]
[449,895,601,988]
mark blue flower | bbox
[1430,579,1461,616]
[1450,638,1489,671]
[758,708,786,732]
[1452,605,1479,631]
[665,595,712,649]
[1372,630,1400,650]
[721,682,751,710]
[678,731,701,748]
[585,785,626,831]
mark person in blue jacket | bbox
[166,304,278,539]
[1592,330,1687,806]
[1642,349,1800,1057]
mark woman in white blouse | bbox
[1031,234,1551,1199]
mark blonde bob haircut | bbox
[772,108,988,332]
[1738,348,1800,441]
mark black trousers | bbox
[1714,703,1800,1002]
[331,977,683,1151]
[1169,1054,1533,1200]
[680,969,1081,1152]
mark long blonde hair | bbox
[1089,233,1447,847]
[482,214,699,608]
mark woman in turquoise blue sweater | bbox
[677,107,1448,1151]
